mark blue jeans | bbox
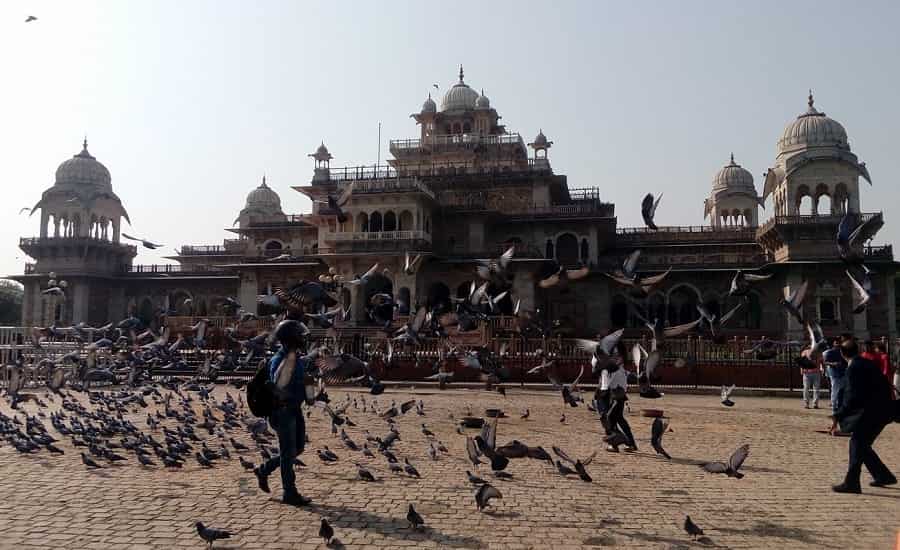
[827,367,847,414]
[259,405,305,497]
[802,372,820,407]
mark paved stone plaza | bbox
[0,386,897,549]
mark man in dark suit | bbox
[831,338,896,493]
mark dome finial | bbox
[808,89,814,108]
[459,64,464,82]
[82,136,88,151]
[730,152,735,164]
[262,174,267,187]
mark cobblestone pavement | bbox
[0,385,898,550]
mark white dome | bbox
[778,93,849,156]
[441,66,478,112]
[713,154,754,191]
[54,140,111,190]
[475,89,490,109]
[245,177,282,211]
[421,94,436,113]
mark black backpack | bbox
[247,360,275,418]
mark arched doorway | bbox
[668,285,700,326]
[556,233,579,265]
[399,210,413,231]
[370,212,383,232]
[426,282,451,312]
[383,211,397,231]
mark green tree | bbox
[0,280,24,325]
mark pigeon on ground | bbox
[80,452,102,468]
[319,518,334,545]
[467,470,487,485]
[407,503,424,530]
[475,483,503,511]
[195,522,233,549]
[684,515,704,538]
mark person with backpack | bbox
[252,320,314,506]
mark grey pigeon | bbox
[475,483,502,510]
[195,522,233,549]
[684,515,704,538]
[650,417,671,459]
[702,443,749,479]
[407,503,424,529]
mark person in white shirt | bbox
[599,341,637,452]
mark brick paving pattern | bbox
[0,386,898,549]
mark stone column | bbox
[70,281,89,324]
[238,271,259,315]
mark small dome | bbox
[54,139,111,189]
[441,65,479,112]
[712,154,755,191]
[475,89,490,109]
[245,176,282,211]
[777,93,849,156]
[421,94,436,113]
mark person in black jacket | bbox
[830,338,896,493]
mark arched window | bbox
[383,211,397,231]
[264,240,283,250]
[462,122,471,134]
[399,210,413,231]
[357,212,369,232]
[668,285,700,326]
[796,185,813,215]
[453,123,462,134]
[580,238,590,263]
[818,194,832,216]
[556,233,579,265]
[370,211,383,232]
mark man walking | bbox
[823,339,847,418]
[800,349,821,409]
[255,320,313,506]
[831,337,896,493]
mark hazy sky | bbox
[2,0,899,278]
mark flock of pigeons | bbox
[3,188,882,545]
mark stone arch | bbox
[667,284,701,326]
[556,233,579,265]
[370,211,383,232]
[383,211,397,232]
[357,211,369,232]
[399,210,413,231]
[263,239,284,250]
[818,194,832,216]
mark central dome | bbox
[440,66,479,112]
[777,93,848,156]
[713,154,754,191]
[54,140,112,190]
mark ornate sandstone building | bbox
[11,70,898,340]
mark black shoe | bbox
[254,468,270,493]
[282,493,311,506]
[832,482,861,494]
[869,477,898,487]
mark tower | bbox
[18,140,135,325]
[704,154,761,227]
